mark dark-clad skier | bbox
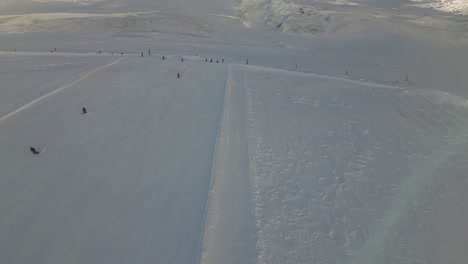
[30,147,40,155]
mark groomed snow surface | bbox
[1,0,468,263]
[2,52,468,264]
[0,54,227,264]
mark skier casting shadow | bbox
[30,147,40,155]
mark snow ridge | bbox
[196,64,230,264]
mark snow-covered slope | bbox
[0,54,227,264]
[201,64,468,264]
[1,0,468,263]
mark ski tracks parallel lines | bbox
[0,57,123,123]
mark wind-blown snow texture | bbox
[1,0,468,264]
[241,66,468,264]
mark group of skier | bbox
[205,58,224,63]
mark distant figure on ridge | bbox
[82,107,87,115]
[30,147,40,155]
[163,55,165,60]
[177,73,181,78]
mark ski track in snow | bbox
[0,57,122,123]
[196,63,230,264]
[199,61,468,264]
[199,63,258,264]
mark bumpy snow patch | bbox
[237,0,330,34]
[243,66,468,264]
[410,0,468,15]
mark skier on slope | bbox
[82,107,87,115]
[30,147,40,155]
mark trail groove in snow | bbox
[199,64,257,264]
[0,58,122,123]
[196,64,230,264]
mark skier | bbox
[177,73,181,78]
[30,147,40,155]
[210,59,213,63]
[82,107,87,115]
[163,55,165,60]
[181,58,184,62]
[216,60,219,63]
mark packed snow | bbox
[1,0,468,264]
